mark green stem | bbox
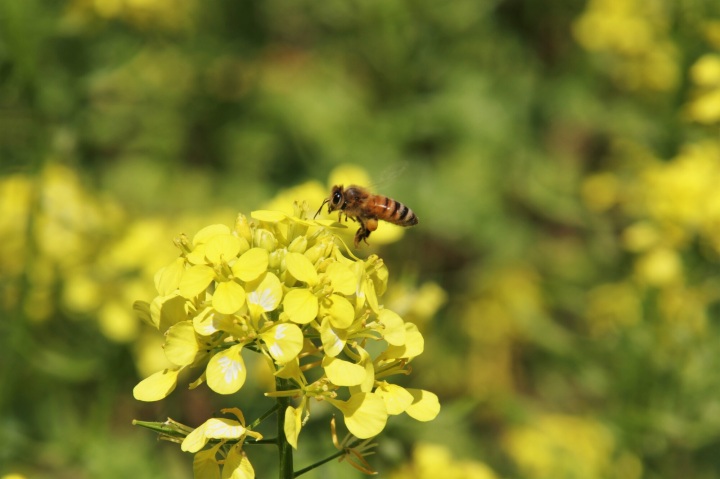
[276,377,294,479]
[248,403,281,430]
[293,439,363,477]
[293,449,345,478]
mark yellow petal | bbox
[283,405,303,449]
[376,383,414,415]
[329,392,387,439]
[182,418,247,454]
[205,234,242,265]
[354,344,375,393]
[182,423,210,453]
[285,252,319,285]
[155,257,186,296]
[203,417,247,439]
[367,256,388,297]
[251,210,287,222]
[222,444,255,479]
[164,320,199,366]
[193,224,232,245]
[207,344,246,395]
[405,389,440,421]
[133,300,152,327]
[378,309,406,346]
[320,294,355,329]
[133,368,181,402]
[186,243,208,265]
[150,294,188,333]
[384,323,424,359]
[322,356,366,386]
[282,289,318,324]
[193,445,221,479]
[179,265,215,299]
[363,277,379,314]
[232,248,269,282]
[213,281,246,314]
[320,317,347,357]
[325,262,357,296]
[247,272,283,313]
[260,323,303,364]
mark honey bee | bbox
[315,184,418,247]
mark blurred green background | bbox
[3,0,720,478]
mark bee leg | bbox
[354,226,370,247]
[354,218,378,248]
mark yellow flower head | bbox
[133,202,439,474]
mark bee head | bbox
[330,185,345,210]
[314,185,345,219]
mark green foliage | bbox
[3,0,720,477]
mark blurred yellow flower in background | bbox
[503,414,641,479]
[573,0,678,91]
[390,443,499,479]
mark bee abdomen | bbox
[379,196,418,226]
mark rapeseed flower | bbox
[133,202,439,477]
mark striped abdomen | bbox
[367,195,418,226]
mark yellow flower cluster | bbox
[685,53,720,124]
[0,164,126,323]
[133,204,439,477]
[66,0,196,31]
[503,414,642,479]
[580,139,720,339]
[573,0,678,91]
[390,443,499,479]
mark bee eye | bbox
[332,192,342,205]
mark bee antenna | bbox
[314,198,329,219]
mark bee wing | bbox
[367,161,408,191]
